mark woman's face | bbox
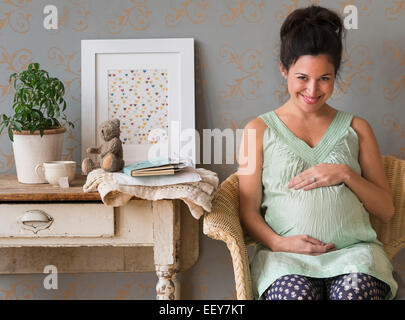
[280,54,336,114]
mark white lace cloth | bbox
[83,168,219,219]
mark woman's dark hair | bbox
[280,5,345,77]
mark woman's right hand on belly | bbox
[272,235,336,256]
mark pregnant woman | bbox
[238,5,398,300]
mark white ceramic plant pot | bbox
[12,127,66,184]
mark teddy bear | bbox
[81,118,125,174]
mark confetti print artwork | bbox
[108,69,169,145]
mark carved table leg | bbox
[153,200,181,300]
[156,265,175,300]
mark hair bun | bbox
[281,6,343,39]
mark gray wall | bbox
[0,0,403,299]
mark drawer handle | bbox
[17,210,54,234]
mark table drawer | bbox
[0,203,114,238]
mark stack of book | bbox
[123,158,187,177]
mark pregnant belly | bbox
[264,183,377,249]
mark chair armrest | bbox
[370,155,405,259]
[203,173,253,300]
[203,173,241,239]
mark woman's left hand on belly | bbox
[287,163,349,191]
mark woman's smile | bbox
[300,94,322,104]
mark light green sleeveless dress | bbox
[250,109,398,300]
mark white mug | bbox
[35,161,76,186]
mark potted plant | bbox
[0,62,74,184]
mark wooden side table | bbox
[0,175,199,300]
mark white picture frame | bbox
[81,38,195,165]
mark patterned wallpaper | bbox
[0,0,403,299]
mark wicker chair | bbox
[203,155,405,300]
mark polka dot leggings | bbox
[262,273,390,300]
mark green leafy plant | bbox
[0,62,74,141]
